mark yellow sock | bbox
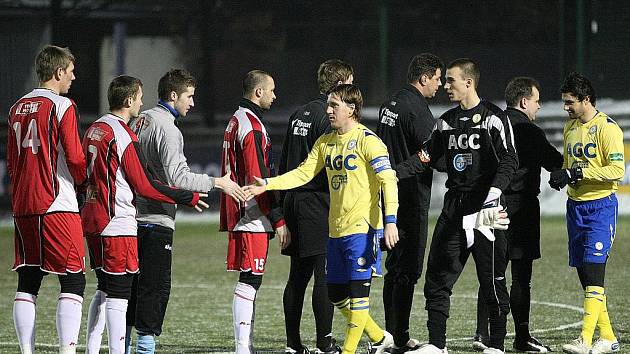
[336,297,369,354]
[334,297,353,322]
[333,297,384,345]
[597,294,617,341]
[363,313,385,344]
[581,286,605,346]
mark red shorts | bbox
[227,232,270,275]
[13,213,85,274]
[87,234,139,275]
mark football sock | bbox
[86,290,107,354]
[56,293,83,352]
[312,281,334,350]
[106,298,129,354]
[13,292,37,354]
[334,297,384,344]
[283,278,305,348]
[511,259,533,341]
[581,286,605,346]
[234,282,257,354]
[597,294,616,341]
[340,297,370,354]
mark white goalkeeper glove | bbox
[475,187,510,230]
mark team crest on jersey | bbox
[589,126,597,135]
[453,153,473,171]
[347,140,357,150]
[472,114,481,124]
[87,127,107,141]
[16,101,41,115]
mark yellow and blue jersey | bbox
[265,123,398,238]
[563,111,625,201]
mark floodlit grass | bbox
[0,216,628,353]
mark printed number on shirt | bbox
[87,145,98,177]
[12,120,41,156]
[254,258,265,271]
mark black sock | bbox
[511,259,533,341]
[312,255,333,350]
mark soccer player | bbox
[401,58,518,354]
[8,45,86,354]
[549,73,623,354]
[376,53,443,353]
[473,77,561,353]
[82,75,208,354]
[246,84,398,354]
[279,59,353,354]
[125,69,247,354]
[220,70,289,354]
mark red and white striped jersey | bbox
[81,113,199,237]
[220,99,285,233]
[7,88,86,216]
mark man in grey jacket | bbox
[124,69,247,353]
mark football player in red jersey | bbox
[81,76,207,354]
[8,45,86,354]
[220,70,288,354]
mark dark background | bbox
[2,0,629,120]
[1,0,629,212]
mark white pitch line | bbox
[0,291,584,350]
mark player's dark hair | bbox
[447,58,480,88]
[560,72,597,106]
[329,84,363,121]
[243,70,272,96]
[505,77,541,108]
[407,53,444,83]
[108,75,143,111]
[317,59,354,94]
[158,69,196,101]
[35,45,75,83]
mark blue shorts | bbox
[326,228,383,284]
[566,194,617,267]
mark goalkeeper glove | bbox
[476,187,510,230]
[549,167,583,190]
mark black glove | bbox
[549,167,583,190]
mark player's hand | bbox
[476,187,509,230]
[417,148,431,163]
[383,223,399,250]
[276,224,291,250]
[549,167,583,190]
[476,207,510,230]
[194,193,209,212]
[214,173,249,202]
[243,176,267,199]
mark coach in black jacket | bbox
[278,59,354,354]
[474,77,562,353]
[376,53,443,353]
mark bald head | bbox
[243,70,276,110]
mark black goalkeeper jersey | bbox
[425,100,518,193]
[426,100,518,192]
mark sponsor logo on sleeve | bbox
[609,152,624,162]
